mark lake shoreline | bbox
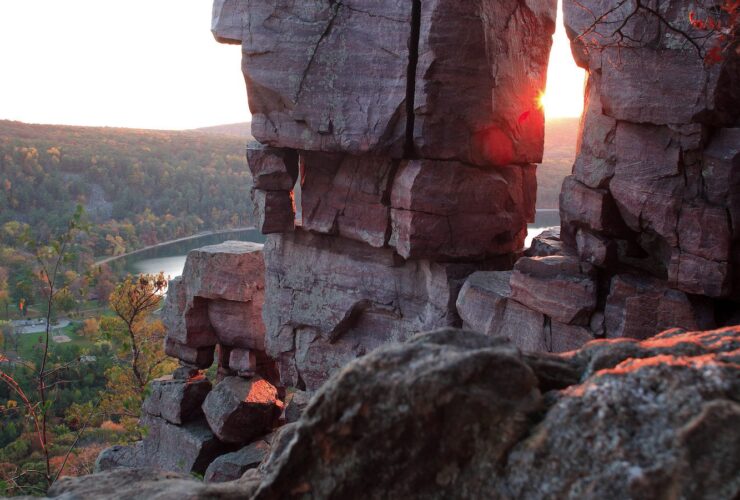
[94,226,256,267]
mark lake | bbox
[124,210,561,278]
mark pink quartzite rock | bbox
[164,339,215,369]
[213,0,412,156]
[263,229,513,390]
[677,204,731,263]
[510,256,597,326]
[246,142,298,191]
[228,348,257,377]
[456,270,595,353]
[202,376,283,445]
[390,160,532,259]
[610,123,686,247]
[251,189,295,234]
[204,437,271,483]
[668,251,731,298]
[207,299,265,351]
[163,241,265,364]
[576,228,617,267]
[604,274,714,339]
[142,375,212,425]
[300,152,394,248]
[559,175,627,248]
[572,76,616,189]
[413,0,556,166]
[456,271,512,337]
[702,128,740,238]
[525,228,564,257]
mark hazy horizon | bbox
[0,0,584,130]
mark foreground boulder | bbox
[48,326,740,498]
[202,376,283,444]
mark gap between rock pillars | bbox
[404,0,422,159]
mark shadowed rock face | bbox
[65,327,739,499]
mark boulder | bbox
[525,227,563,257]
[390,160,530,259]
[142,374,212,425]
[412,0,556,166]
[164,339,215,369]
[247,327,740,499]
[251,189,295,234]
[246,142,299,191]
[506,327,740,499]
[252,329,542,499]
[97,416,234,475]
[202,376,283,445]
[456,271,512,337]
[300,152,393,248]
[604,273,714,339]
[163,241,265,365]
[676,203,731,262]
[94,443,145,472]
[548,320,594,353]
[48,467,259,499]
[509,256,598,325]
[497,299,549,352]
[204,437,271,483]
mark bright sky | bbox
[541,0,586,119]
[0,0,248,130]
[0,0,584,130]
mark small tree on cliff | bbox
[571,0,739,64]
[100,272,175,423]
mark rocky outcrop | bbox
[65,327,740,499]
[456,0,739,353]
[262,228,514,390]
[91,0,739,488]
[97,241,283,477]
[210,0,556,393]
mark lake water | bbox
[124,229,266,278]
[124,210,561,278]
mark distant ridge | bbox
[193,122,253,140]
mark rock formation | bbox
[90,0,740,490]
[457,0,740,350]
[209,0,558,393]
[62,327,740,499]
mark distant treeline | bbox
[0,120,253,256]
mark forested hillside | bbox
[0,120,252,256]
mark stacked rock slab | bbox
[458,0,739,350]
[97,241,283,479]
[212,0,557,390]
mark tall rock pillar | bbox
[213,0,557,390]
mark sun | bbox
[541,0,587,120]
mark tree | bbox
[570,0,739,64]
[0,206,93,493]
[101,273,175,420]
